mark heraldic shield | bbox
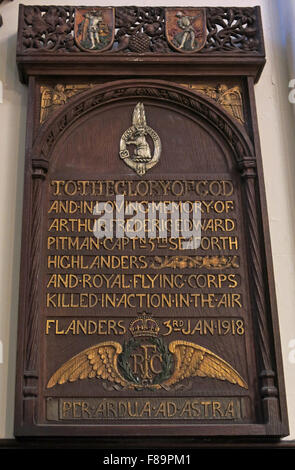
[74,7,115,52]
[165,8,207,53]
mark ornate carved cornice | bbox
[16,5,266,83]
[18,5,264,55]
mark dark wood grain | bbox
[14,5,288,441]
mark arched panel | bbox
[49,99,234,176]
[32,79,255,171]
[15,71,288,439]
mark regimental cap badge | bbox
[165,8,207,53]
[74,7,115,52]
[129,313,160,338]
[119,102,161,176]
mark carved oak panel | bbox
[14,6,288,439]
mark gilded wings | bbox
[47,340,248,390]
[47,341,129,389]
[161,340,247,389]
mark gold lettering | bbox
[225,400,235,418]
[62,401,72,418]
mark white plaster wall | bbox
[0,0,295,440]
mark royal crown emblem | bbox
[129,313,160,338]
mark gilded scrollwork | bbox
[40,83,94,124]
[181,83,244,124]
[150,255,239,270]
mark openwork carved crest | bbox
[18,5,263,55]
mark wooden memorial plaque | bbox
[14,5,289,438]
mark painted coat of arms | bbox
[74,7,115,52]
[165,8,207,53]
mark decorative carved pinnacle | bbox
[32,159,49,178]
[23,371,38,398]
[238,158,257,178]
[260,370,278,398]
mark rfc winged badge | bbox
[165,8,207,53]
[119,103,161,176]
[47,314,248,391]
[74,7,115,52]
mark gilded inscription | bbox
[45,176,248,419]
[46,397,244,421]
[45,317,245,337]
[50,179,234,196]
